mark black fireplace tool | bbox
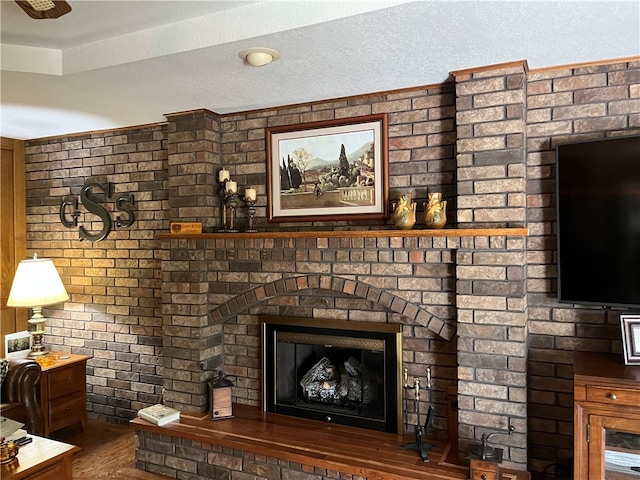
[399,367,435,462]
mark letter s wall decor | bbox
[59,181,136,242]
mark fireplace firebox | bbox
[261,316,402,433]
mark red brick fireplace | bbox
[156,61,532,472]
[160,226,528,472]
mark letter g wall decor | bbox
[59,181,135,242]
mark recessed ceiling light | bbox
[238,48,281,67]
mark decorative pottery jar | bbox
[424,192,447,229]
[393,194,417,230]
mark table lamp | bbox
[6,254,69,357]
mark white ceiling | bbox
[1,0,638,141]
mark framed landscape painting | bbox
[266,114,388,223]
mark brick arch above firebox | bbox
[209,274,455,340]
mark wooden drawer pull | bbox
[608,393,617,400]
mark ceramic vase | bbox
[393,194,416,230]
[424,192,447,229]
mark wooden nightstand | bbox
[39,353,89,437]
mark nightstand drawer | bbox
[471,470,498,480]
[586,386,640,407]
[49,394,85,429]
[472,472,498,480]
[47,364,84,399]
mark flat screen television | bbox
[556,134,640,309]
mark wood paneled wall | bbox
[1,137,27,356]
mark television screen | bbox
[556,134,640,309]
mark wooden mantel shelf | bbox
[157,227,528,241]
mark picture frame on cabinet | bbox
[266,114,388,223]
[620,315,640,365]
[4,331,32,358]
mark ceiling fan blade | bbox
[14,0,71,19]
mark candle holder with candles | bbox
[242,187,257,232]
[399,366,435,463]
[217,168,231,232]
[224,181,239,233]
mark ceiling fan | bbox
[14,0,71,19]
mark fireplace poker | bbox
[399,367,435,463]
[403,367,409,431]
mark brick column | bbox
[456,236,528,468]
[451,62,529,469]
[452,61,527,227]
[161,239,223,412]
[163,111,223,412]
[165,109,221,230]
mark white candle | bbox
[245,188,256,201]
[219,169,230,182]
[226,180,237,193]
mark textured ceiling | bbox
[1,0,638,140]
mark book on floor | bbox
[137,404,180,426]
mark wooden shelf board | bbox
[157,227,528,241]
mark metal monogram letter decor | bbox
[59,181,135,242]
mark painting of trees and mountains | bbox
[267,115,388,222]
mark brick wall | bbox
[136,429,368,480]
[163,236,460,416]
[22,57,640,477]
[525,60,640,473]
[24,125,169,416]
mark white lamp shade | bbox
[7,257,69,308]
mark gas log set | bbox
[299,356,381,406]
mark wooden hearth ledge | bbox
[131,404,528,480]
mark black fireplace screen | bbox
[262,316,402,433]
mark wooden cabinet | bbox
[40,353,89,437]
[573,352,640,480]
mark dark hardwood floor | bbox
[51,419,171,480]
